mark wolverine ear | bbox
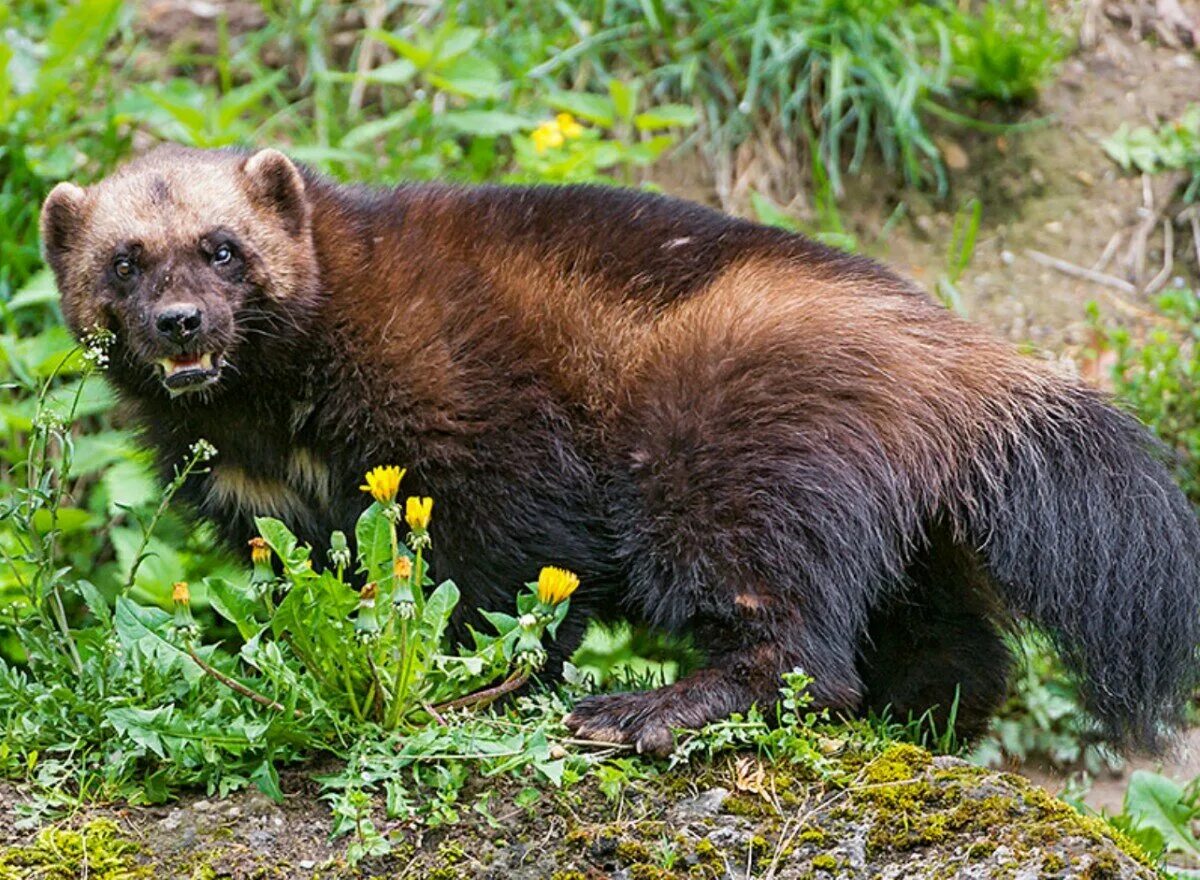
[40,182,87,278]
[241,148,310,237]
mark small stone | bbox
[670,787,730,821]
[1001,250,1016,266]
[192,799,213,812]
[299,860,315,870]
[940,140,969,171]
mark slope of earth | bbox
[0,745,1153,879]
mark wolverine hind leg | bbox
[858,528,1012,740]
[567,355,918,752]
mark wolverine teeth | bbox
[159,353,215,376]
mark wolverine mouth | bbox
[157,352,221,394]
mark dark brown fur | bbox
[42,146,1200,754]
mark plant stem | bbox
[122,448,209,597]
[341,661,363,721]
[433,671,530,713]
[185,642,303,718]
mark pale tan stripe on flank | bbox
[207,465,308,521]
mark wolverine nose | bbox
[155,305,202,345]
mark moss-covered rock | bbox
[0,747,1154,879]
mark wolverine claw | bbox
[564,693,678,757]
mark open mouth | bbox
[157,352,221,394]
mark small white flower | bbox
[189,439,218,462]
[81,326,115,370]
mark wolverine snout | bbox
[155,304,203,346]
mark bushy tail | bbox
[965,385,1200,749]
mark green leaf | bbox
[548,92,614,128]
[114,597,202,683]
[251,759,284,802]
[1122,770,1200,856]
[428,55,501,100]
[750,190,799,231]
[609,79,639,126]
[31,507,92,534]
[101,458,159,513]
[339,108,416,150]
[205,577,263,641]
[216,71,286,128]
[110,526,186,596]
[106,706,173,758]
[75,579,111,626]
[421,580,460,644]
[256,517,301,566]
[633,103,698,131]
[6,270,59,312]
[433,26,483,61]
[355,503,393,585]
[357,58,417,86]
[370,30,431,68]
[439,110,528,137]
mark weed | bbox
[1104,105,1200,203]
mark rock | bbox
[0,746,1153,878]
[668,786,730,821]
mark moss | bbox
[796,826,831,847]
[437,841,468,864]
[617,840,653,863]
[810,853,841,871]
[1040,851,1067,876]
[724,794,775,818]
[629,867,676,880]
[1082,850,1123,880]
[693,837,720,863]
[966,839,997,860]
[861,744,932,784]
[0,819,151,880]
[551,873,587,880]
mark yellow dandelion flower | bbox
[537,566,580,605]
[394,556,413,580]
[172,581,190,605]
[405,496,433,531]
[532,122,565,154]
[360,465,405,504]
[248,536,271,565]
[360,581,378,602]
[556,113,584,139]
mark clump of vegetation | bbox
[1091,290,1200,505]
[459,0,1064,194]
[971,632,1120,775]
[0,819,147,880]
[1104,105,1200,203]
[0,349,582,818]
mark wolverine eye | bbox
[211,243,234,266]
[112,255,136,280]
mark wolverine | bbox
[41,145,1200,755]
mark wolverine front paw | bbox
[563,692,678,757]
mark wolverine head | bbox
[40,145,319,398]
